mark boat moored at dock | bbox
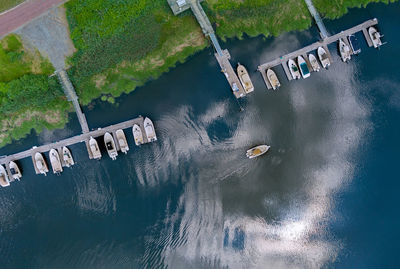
[297,56,310,78]
[338,38,351,62]
[35,152,48,175]
[308,53,320,72]
[116,129,129,154]
[237,63,254,93]
[368,26,383,48]
[89,137,102,160]
[49,149,63,174]
[288,59,301,80]
[348,34,361,54]
[266,69,280,90]
[9,161,22,181]
[132,124,144,146]
[62,146,75,167]
[104,132,118,160]
[0,165,10,187]
[246,145,270,159]
[144,117,157,142]
[317,47,331,69]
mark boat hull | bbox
[338,38,351,62]
[317,47,330,69]
[144,117,157,142]
[246,145,270,159]
[104,132,118,160]
[35,152,48,175]
[132,124,144,146]
[237,64,254,93]
[9,161,22,180]
[89,137,102,160]
[266,69,280,90]
[0,165,10,187]
[308,54,320,72]
[297,56,310,78]
[288,59,301,80]
[62,146,75,167]
[116,129,129,154]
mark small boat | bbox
[308,53,320,72]
[9,161,22,181]
[144,117,157,142]
[104,132,118,160]
[317,47,330,69]
[62,146,74,167]
[246,145,270,159]
[35,152,48,175]
[49,149,63,174]
[0,165,10,187]
[368,26,383,48]
[89,137,102,160]
[132,124,144,146]
[116,129,129,154]
[288,59,301,80]
[266,69,280,90]
[348,34,361,55]
[237,63,254,94]
[338,38,351,62]
[297,56,310,78]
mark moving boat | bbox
[338,38,351,62]
[35,152,48,175]
[62,146,75,167]
[116,129,129,154]
[237,63,254,94]
[246,145,270,159]
[317,47,330,69]
[0,165,10,187]
[89,136,102,160]
[308,53,320,72]
[49,149,63,174]
[132,124,144,146]
[288,59,301,80]
[297,56,310,78]
[266,69,280,90]
[348,34,361,54]
[144,117,157,142]
[104,132,118,160]
[9,161,22,181]
[368,26,383,48]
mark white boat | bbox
[116,129,129,154]
[297,56,310,78]
[317,47,330,69]
[35,152,48,175]
[144,117,157,142]
[49,149,63,174]
[132,124,144,146]
[89,137,102,160]
[266,69,280,90]
[0,165,10,187]
[288,59,301,80]
[237,63,254,94]
[62,146,75,167]
[368,26,383,48]
[104,132,118,160]
[338,38,351,62]
[246,145,270,159]
[308,53,320,72]
[9,161,22,181]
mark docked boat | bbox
[317,47,330,69]
[89,136,102,160]
[0,165,10,187]
[266,69,280,90]
[9,161,22,181]
[144,117,157,142]
[338,38,351,62]
[368,26,383,48]
[308,53,320,72]
[104,132,118,160]
[348,34,361,55]
[246,145,270,159]
[35,152,48,175]
[49,149,63,174]
[116,129,129,154]
[297,56,310,78]
[62,146,74,167]
[237,63,254,94]
[288,59,301,80]
[132,124,144,146]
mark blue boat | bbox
[348,34,361,55]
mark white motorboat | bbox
[89,137,102,160]
[246,145,270,159]
[288,59,301,80]
[308,53,320,72]
[62,146,75,167]
[368,26,383,48]
[338,38,351,62]
[144,117,157,142]
[35,152,48,175]
[266,69,280,90]
[317,47,331,69]
[9,161,22,181]
[49,149,63,174]
[297,55,310,78]
[116,129,129,154]
[0,165,10,187]
[104,132,118,160]
[237,63,254,94]
[132,124,144,146]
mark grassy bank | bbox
[0,0,24,13]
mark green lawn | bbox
[0,0,24,13]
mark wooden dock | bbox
[258,19,378,89]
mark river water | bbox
[1,2,399,268]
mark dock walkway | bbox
[304,0,329,39]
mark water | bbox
[1,2,400,268]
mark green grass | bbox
[0,0,24,13]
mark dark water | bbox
[1,3,400,268]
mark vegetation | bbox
[0,0,24,13]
